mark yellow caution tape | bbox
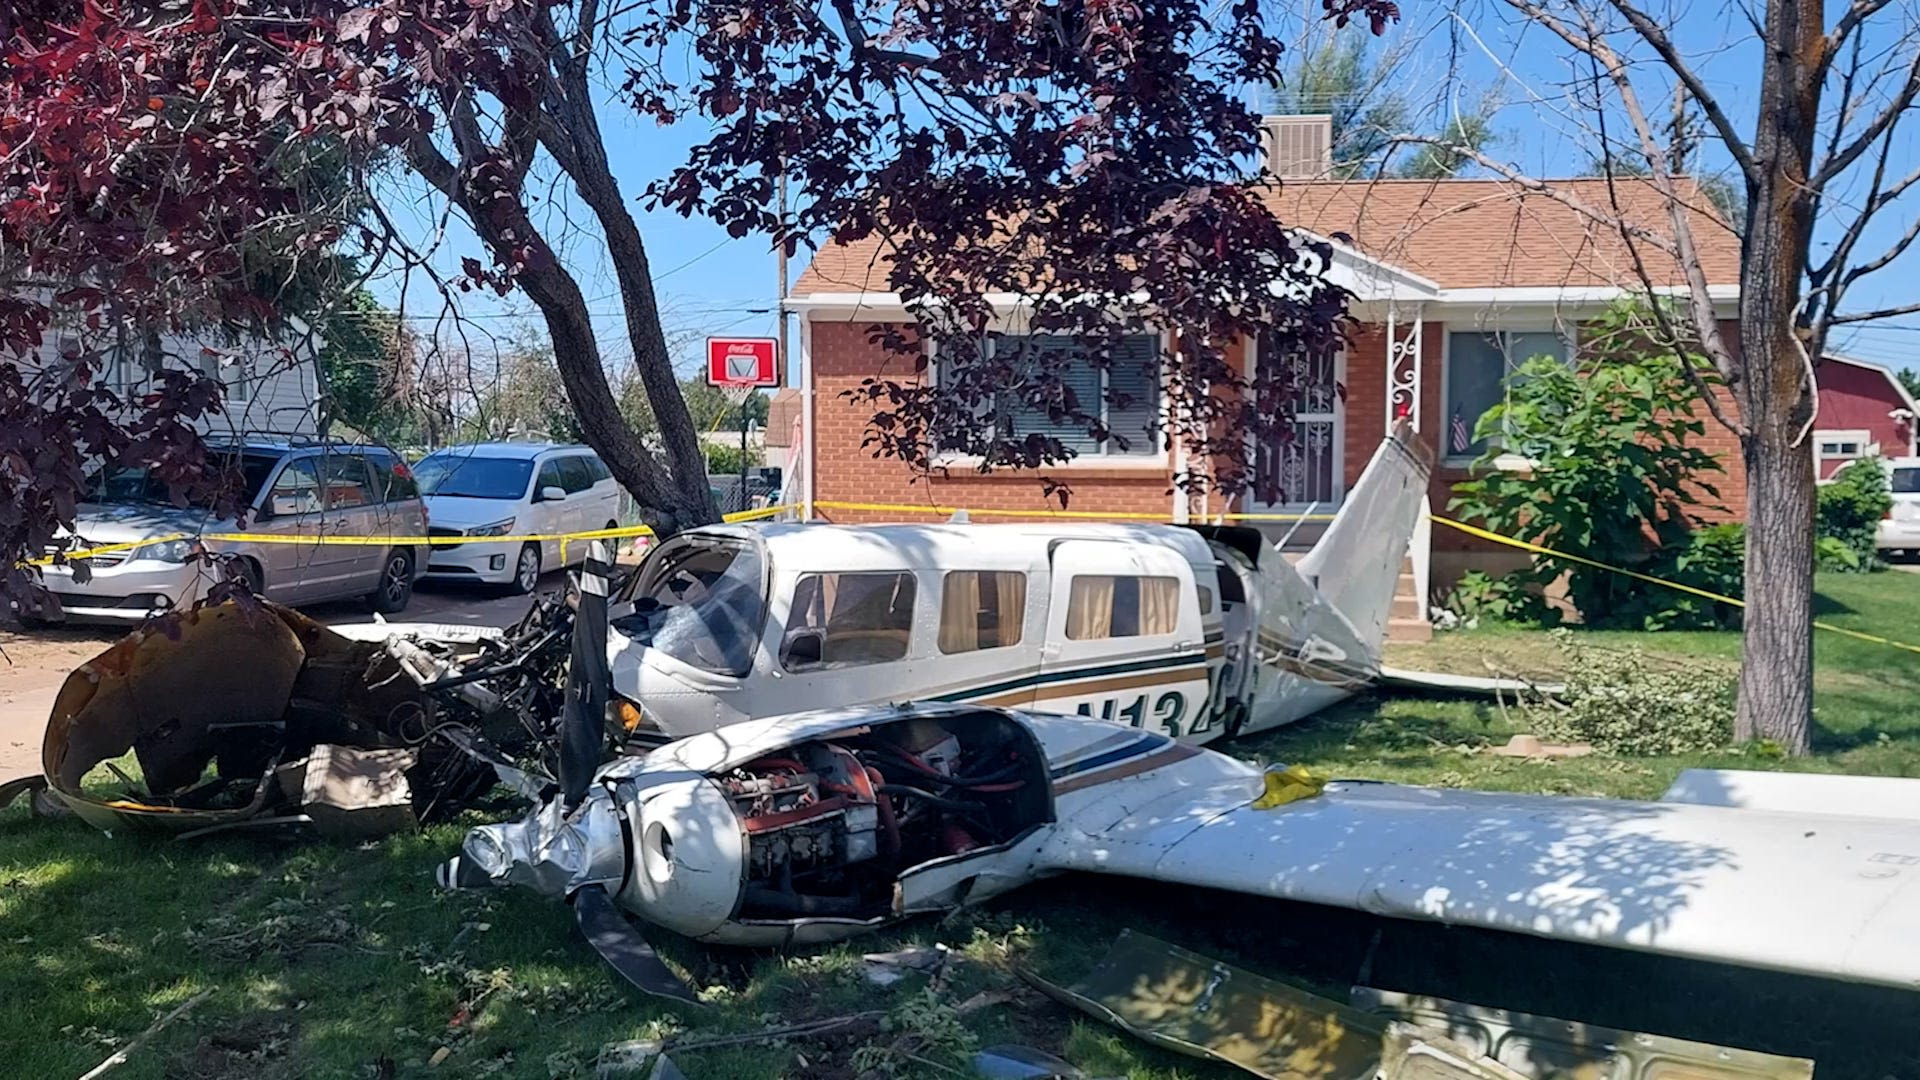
[1252,763,1328,809]
[23,504,798,569]
[1429,513,1920,656]
[813,499,1334,523]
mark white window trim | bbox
[926,329,1173,470]
[1813,428,1877,470]
[1440,318,1578,469]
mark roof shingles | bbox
[791,176,1740,297]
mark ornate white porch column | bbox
[1384,301,1424,432]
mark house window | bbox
[202,352,250,402]
[1065,575,1181,640]
[1444,329,1572,459]
[784,571,917,670]
[1815,429,1876,473]
[938,334,1161,457]
[938,571,1027,653]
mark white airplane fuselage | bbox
[604,430,1431,746]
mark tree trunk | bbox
[1735,429,1815,752]
[1732,0,1823,753]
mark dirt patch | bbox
[167,1012,299,1080]
[0,624,118,687]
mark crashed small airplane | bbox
[601,423,1437,744]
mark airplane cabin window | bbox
[784,572,917,670]
[938,571,1027,653]
[1066,575,1180,640]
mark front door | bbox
[1251,336,1343,509]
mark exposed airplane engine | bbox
[445,709,1059,946]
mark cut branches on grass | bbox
[1409,0,1920,754]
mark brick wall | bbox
[807,320,1178,522]
[807,314,1756,545]
[1427,318,1751,572]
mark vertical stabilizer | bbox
[1294,421,1433,651]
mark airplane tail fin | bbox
[1294,419,1434,650]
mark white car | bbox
[414,443,623,593]
[1877,456,1920,557]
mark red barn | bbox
[1810,355,1918,478]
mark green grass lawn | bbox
[4,571,1920,1078]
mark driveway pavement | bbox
[0,574,568,783]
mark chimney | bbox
[1260,114,1334,179]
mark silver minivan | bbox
[23,439,430,625]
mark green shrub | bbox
[1816,457,1890,572]
[1443,570,1556,627]
[702,442,764,475]
[1523,630,1735,755]
[1448,301,1730,630]
[1645,521,1745,630]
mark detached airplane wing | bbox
[1039,751,1920,992]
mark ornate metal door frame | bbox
[1248,334,1345,510]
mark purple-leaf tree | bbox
[3,0,1397,576]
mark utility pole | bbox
[776,168,790,386]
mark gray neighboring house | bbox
[31,316,324,438]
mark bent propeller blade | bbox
[571,884,702,1005]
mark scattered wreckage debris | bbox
[1484,734,1594,759]
[1023,932,1811,1080]
[1349,988,1814,1080]
[2,588,585,839]
[972,1044,1104,1080]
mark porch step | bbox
[1387,556,1432,643]
[1390,571,1421,619]
[1388,616,1434,643]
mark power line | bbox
[654,238,733,281]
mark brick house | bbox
[782,117,1862,630]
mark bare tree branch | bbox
[1827,0,1900,71]
[1815,47,1920,186]
[1832,300,1920,324]
[1600,0,1759,185]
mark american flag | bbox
[1449,406,1471,455]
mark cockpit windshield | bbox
[613,536,767,676]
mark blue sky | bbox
[365,0,1920,379]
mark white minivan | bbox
[1878,456,1920,558]
[415,442,623,593]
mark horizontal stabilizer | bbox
[1377,665,1566,699]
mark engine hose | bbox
[869,750,1025,789]
[877,784,986,813]
[866,766,902,857]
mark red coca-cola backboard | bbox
[705,337,780,387]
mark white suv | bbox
[1877,456,1920,558]
[415,443,622,593]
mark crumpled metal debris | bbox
[972,1044,1090,1079]
[1023,931,1550,1080]
[1351,988,1814,1079]
[862,944,950,986]
[18,598,510,837]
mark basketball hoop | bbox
[718,382,755,407]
